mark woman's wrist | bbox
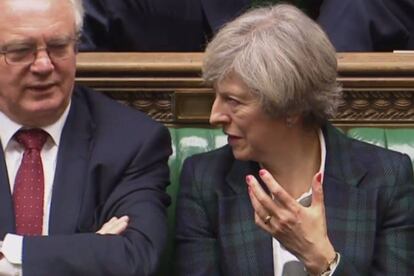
[319,252,339,276]
[304,245,337,276]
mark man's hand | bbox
[246,169,336,275]
[96,216,129,235]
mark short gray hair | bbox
[203,4,341,125]
[69,0,84,33]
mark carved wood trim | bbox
[76,52,414,127]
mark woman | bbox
[175,4,414,275]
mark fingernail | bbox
[259,169,266,176]
[317,172,322,183]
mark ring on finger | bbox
[264,215,272,224]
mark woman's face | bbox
[209,73,287,162]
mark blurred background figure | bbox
[80,0,413,52]
[318,0,414,51]
[80,0,250,51]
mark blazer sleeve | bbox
[335,154,414,275]
[21,125,172,276]
[175,157,221,275]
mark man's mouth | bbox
[26,83,56,91]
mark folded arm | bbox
[19,125,172,276]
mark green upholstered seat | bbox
[167,127,227,228]
[158,128,226,276]
[158,127,414,275]
[347,128,414,166]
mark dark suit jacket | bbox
[317,0,414,51]
[0,86,172,275]
[80,0,250,51]
[201,0,250,34]
[175,124,414,275]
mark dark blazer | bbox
[201,0,250,34]
[175,124,414,275]
[0,86,172,276]
[80,0,250,51]
[317,0,414,51]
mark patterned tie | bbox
[13,129,48,236]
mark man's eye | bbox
[47,42,71,57]
[48,43,68,50]
[6,47,33,60]
[7,46,32,54]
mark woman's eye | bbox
[226,97,240,106]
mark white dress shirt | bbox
[272,129,339,276]
[0,104,70,275]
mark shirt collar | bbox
[318,128,327,176]
[298,128,326,204]
[0,101,71,151]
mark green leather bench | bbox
[158,127,414,275]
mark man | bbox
[0,0,171,275]
[80,0,250,51]
[318,0,414,51]
[81,0,414,52]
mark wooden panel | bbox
[76,52,414,127]
[175,89,214,123]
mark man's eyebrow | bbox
[1,35,75,47]
[46,35,74,42]
[1,38,36,47]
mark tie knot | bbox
[15,129,48,151]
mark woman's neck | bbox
[261,128,321,199]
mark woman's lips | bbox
[227,135,242,145]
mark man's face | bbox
[0,0,77,127]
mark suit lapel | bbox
[322,124,369,251]
[48,88,95,234]
[0,148,15,237]
[222,159,274,275]
[323,124,367,188]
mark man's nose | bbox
[209,97,230,126]
[30,49,54,74]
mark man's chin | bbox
[17,104,67,126]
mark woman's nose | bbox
[209,97,230,126]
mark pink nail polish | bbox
[317,173,322,183]
[259,169,266,176]
[246,175,251,182]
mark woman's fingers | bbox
[258,169,297,208]
[310,172,324,210]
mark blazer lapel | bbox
[222,159,274,275]
[0,148,15,237]
[322,124,369,251]
[48,89,94,234]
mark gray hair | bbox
[203,4,342,125]
[68,0,84,33]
